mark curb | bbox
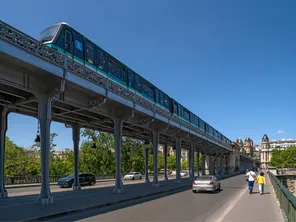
[24,183,192,222]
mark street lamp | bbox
[92,142,97,149]
[34,121,40,143]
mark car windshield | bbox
[64,173,74,179]
[181,170,186,173]
[198,176,213,180]
[127,173,134,175]
[40,25,59,42]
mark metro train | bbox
[39,22,231,146]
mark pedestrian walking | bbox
[256,172,266,195]
[245,168,256,194]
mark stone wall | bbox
[273,168,296,196]
[277,175,296,196]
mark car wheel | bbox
[192,190,197,193]
[132,177,135,180]
[218,184,221,191]
[90,180,95,186]
[139,176,142,180]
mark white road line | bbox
[203,188,248,222]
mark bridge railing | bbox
[4,172,165,185]
[269,172,296,221]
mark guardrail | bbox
[269,172,296,221]
[4,173,165,185]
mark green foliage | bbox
[270,146,296,168]
[4,129,189,177]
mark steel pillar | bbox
[113,117,124,193]
[37,93,54,205]
[190,144,195,180]
[163,143,168,181]
[72,123,81,190]
[220,155,224,175]
[196,151,200,177]
[152,130,159,187]
[215,155,219,176]
[175,137,181,182]
[188,150,191,175]
[144,144,150,183]
[209,155,214,175]
[202,152,206,175]
[0,107,8,199]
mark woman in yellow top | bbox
[256,172,266,195]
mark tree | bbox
[4,137,27,176]
[270,146,296,168]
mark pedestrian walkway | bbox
[206,173,284,222]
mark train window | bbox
[157,90,169,109]
[155,88,160,103]
[194,116,198,126]
[95,48,105,70]
[142,81,154,99]
[86,42,94,64]
[128,70,135,88]
[134,74,142,92]
[73,31,84,60]
[162,93,169,109]
[108,57,126,82]
[40,25,59,42]
[199,119,204,130]
[173,102,178,115]
[64,30,73,54]
[183,109,190,121]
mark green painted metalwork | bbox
[269,172,296,221]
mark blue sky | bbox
[2,0,296,149]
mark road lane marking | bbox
[203,187,248,222]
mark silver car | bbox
[123,172,142,180]
[192,175,221,193]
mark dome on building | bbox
[245,137,252,142]
[236,138,243,145]
[262,134,269,143]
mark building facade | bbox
[260,134,271,168]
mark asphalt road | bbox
[8,176,176,197]
[52,175,248,222]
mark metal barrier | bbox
[269,172,296,221]
[4,173,163,185]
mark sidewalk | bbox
[206,173,284,222]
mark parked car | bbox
[123,172,142,180]
[57,173,96,188]
[192,175,221,193]
[180,170,188,177]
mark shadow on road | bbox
[49,186,192,221]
